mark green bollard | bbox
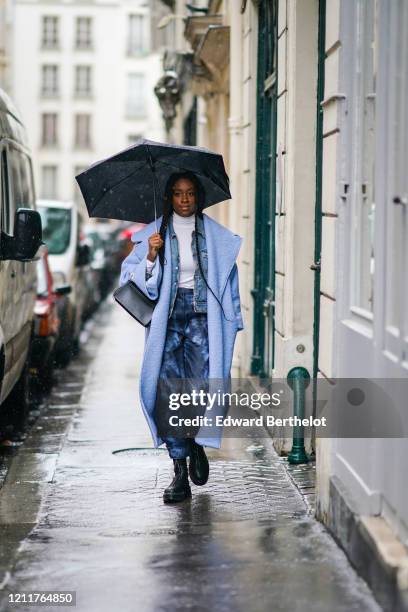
[287,367,311,464]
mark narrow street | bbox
[0,297,381,612]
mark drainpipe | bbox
[312,0,326,377]
[311,0,326,407]
[287,367,311,464]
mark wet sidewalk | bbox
[0,299,381,612]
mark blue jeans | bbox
[154,288,209,459]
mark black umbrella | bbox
[75,139,231,229]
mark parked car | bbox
[36,200,90,366]
[84,223,119,304]
[0,88,43,440]
[106,224,129,287]
[29,248,71,391]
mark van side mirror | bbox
[0,208,43,261]
[14,209,43,260]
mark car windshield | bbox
[38,206,71,255]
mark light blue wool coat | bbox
[119,212,244,449]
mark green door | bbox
[251,0,279,378]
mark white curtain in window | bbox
[42,16,59,48]
[75,66,92,96]
[126,73,145,117]
[127,14,146,55]
[41,65,59,96]
[75,114,91,148]
[42,166,58,199]
[76,17,92,49]
[42,113,58,146]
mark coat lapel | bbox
[203,214,242,299]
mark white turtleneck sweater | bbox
[146,211,196,288]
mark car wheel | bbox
[54,305,77,367]
[72,335,80,357]
[54,351,71,369]
[0,359,31,438]
[39,357,55,394]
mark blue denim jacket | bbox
[146,213,208,318]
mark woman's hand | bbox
[147,232,164,262]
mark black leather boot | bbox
[188,440,209,486]
[163,458,192,503]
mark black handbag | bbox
[114,163,163,327]
[113,279,158,327]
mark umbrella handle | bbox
[153,175,158,233]
[152,164,158,234]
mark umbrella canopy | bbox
[75,139,231,226]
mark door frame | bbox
[251,0,279,378]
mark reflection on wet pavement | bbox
[0,300,381,612]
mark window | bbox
[75,17,92,50]
[74,66,92,97]
[7,148,35,233]
[18,154,35,208]
[41,113,58,147]
[9,150,23,217]
[41,165,58,199]
[384,0,408,353]
[74,114,91,149]
[41,65,59,97]
[37,205,71,255]
[127,14,147,56]
[126,73,145,117]
[1,150,10,234]
[41,16,59,49]
[349,0,377,315]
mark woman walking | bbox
[119,171,243,503]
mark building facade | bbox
[11,0,166,215]
[317,4,408,607]
[155,0,408,608]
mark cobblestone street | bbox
[0,299,381,612]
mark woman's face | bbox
[171,178,197,217]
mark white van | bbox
[0,88,43,435]
[37,199,90,365]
